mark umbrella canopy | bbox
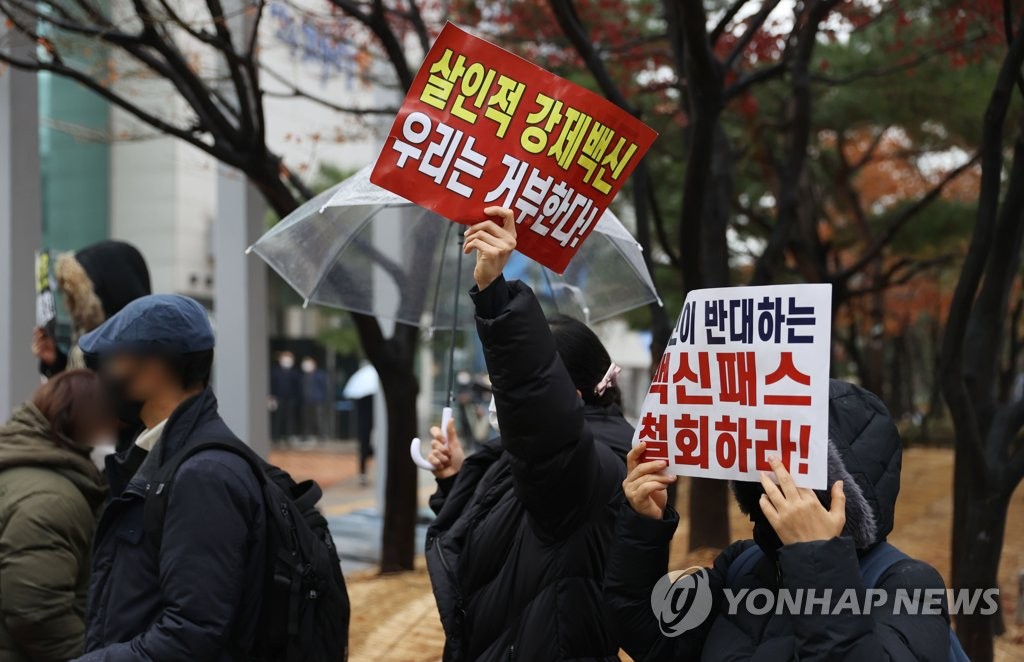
[249,165,660,330]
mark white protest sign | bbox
[634,284,832,489]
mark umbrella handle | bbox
[409,406,453,471]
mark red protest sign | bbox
[370,22,658,274]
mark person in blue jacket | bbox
[73,294,266,661]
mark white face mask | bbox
[279,356,294,369]
[488,396,499,432]
[90,441,116,471]
[301,360,316,373]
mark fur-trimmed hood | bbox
[732,379,902,552]
[56,240,151,334]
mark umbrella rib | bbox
[303,205,393,307]
[540,266,561,316]
[588,236,663,323]
[429,221,454,331]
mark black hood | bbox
[75,240,152,320]
[732,379,902,552]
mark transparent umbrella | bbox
[248,165,661,469]
[248,165,660,330]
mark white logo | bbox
[650,568,714,637]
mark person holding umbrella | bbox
[424,207,626,661]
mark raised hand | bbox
[465,207,517,291]
[623,442,677,520]
[758,457,846,545]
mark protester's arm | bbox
[428,474,458,515]
[604,443,720,660]
[780,537,950,661]
[468,208,596,533]
[0,493,92,661]
[75,455,262,662]
[603,502,735,661]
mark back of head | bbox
[732,379,902,551]
[549,314,619,407]
[57,240,152,332]
[31,369,115,449]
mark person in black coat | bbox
[423,208,628,661]
[604,379,951,661]
[73,294,265,661]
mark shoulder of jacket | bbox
[175,448,262,491]
[874,555,946,591]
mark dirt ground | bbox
[337,447,1024,661]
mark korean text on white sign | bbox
[633,284,833,489]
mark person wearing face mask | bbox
[604,380,953,661]
[0,370,114,662]
[72,294,268,661]
[270,351,301,443]
[300,357,328,442]
[423,208,627,661]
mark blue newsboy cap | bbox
[79,294,215,355]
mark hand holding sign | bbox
[623,442,677,520]
[465,206,517,291]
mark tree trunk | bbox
[377,357,420,573]
[952,453,1011,661]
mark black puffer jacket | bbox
[426,277,627,661]
[604,380,950,661]
[76,388,266,661]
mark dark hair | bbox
[165,349,215,390]
[548,314,620,407]
[31,369,115,447]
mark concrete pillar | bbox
[0,32,42,419]
[213,164,270,456]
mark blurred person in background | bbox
[301,356,328,442]
[270,351,301,443]
[0,370,114,662]
[31,241,151,378]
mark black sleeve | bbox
[472,276,596,536]
[40,347,68,378]
[779,537,950,661]
[428,475,458,516]
[603,503,736,660]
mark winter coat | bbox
[0,404,106,662]
[604,379,951,661]
[43,241,151,377]
[425,277,628,661]
[76,387,266,661]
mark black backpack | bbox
[143,436,350,662]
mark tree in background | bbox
[466,0,987,551]
[940,2,1024,658]
[0,0,442,572]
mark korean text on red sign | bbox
[634,284,833,490]
[370,22,658,274]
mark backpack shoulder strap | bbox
[726,543,765,588]
[143,435,267,553]
[859,541,911,589]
